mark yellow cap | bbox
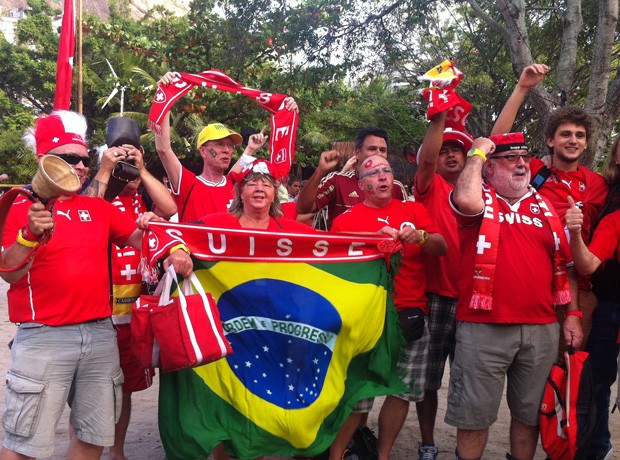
[196,123,242,149]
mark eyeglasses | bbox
[360,167,393,179]
[488,153,533,164]
[49,153,92,167]
[208,140,235,149]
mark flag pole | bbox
[76,0,83,114]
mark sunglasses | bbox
[50,153,92,167]
[488,153,533,164]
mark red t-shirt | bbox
[531,158,608,240]
[331,200,438,312]
[110,193,146,321]
[3,194,136,325]
[173,166,235,222]
[451,190,570,324]
[316,171,407,229]
[588,210,620,264]
[200,212,315,233]
[414,173,460,298]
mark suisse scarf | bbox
[148,69,298,178]
[470,183,571,310]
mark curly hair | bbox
[544,106,592,142]
[228,172,283,218]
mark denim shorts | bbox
[2,319,123,458]
[445,321,559,430]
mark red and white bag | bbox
[131,266,233,372]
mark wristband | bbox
[169,243,190,256]
[467,148,487,162]
[16,230,39,248]
[566,310,583,319]
[21,226,42,243]
[416,229,428,246]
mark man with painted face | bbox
[155,73,297,222]
[447,132,583,460]
[331,154,446,460]
[296,127,408,230]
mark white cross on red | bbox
[120,264,137,281]
[476,234,492,254]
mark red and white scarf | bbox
[470,183,571,310]
[148,69,298,178]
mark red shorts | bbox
[115,323,155,393]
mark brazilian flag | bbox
[148,223,406,460]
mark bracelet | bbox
[416,229,428,246]
[169,243,190,255]
[566,310,583,319]
[20,226,42,243]
[467,148,487,162]
[16,230,39,248]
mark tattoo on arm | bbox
[82,180,107,198]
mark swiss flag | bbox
[53,0,75,110]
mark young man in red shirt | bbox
[331,154,446,460]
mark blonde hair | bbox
[602,134,620,185]
[228,172,283,218]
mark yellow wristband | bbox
[169,243,190,255]
[467,148,487,162]
[16,230,39,248]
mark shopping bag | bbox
[130,269,175,369]
[150,266,233,372]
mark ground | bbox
[0,280,616,459]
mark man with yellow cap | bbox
[155,72,298,222]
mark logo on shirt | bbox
[377,217,390,226]
[579,182,586,192]
[56,209,71,220]
[530,204,540,214]
[78,210,91,222]
[348,191,359,198]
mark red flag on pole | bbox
[53,0,75,110]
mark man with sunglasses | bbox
[447,132,583,460]
[331,154,446,460]
[0,110,193,460]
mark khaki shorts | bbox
[445,321,559,430]
[2,320,123,458]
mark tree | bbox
[465,0,619,167]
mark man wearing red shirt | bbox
[447,132,583,460]
[331,154,446,460]
[296,127,407,230]
[0,111,192,460]
[492,67,608,346]
[155,73,298,222]
[413,107,476,460]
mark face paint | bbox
[209,149,218,158]
[363,158,374,169]
[367,184,373,190]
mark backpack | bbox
[539,347,596,460]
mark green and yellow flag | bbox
[146,222,406,459]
